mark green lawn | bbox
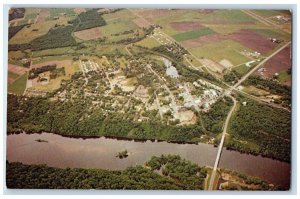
[189,39,251,65]
[173,27,215,41]
[278,70,291,85]
[8,73,28,95]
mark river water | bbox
[6,133,290,188]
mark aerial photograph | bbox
[6,8,292,190]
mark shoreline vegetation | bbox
[6,155,281,190]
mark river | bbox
[6,133,290,188]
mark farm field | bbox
[7,8,292,191]
[189,39,251,66]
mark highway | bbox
[230,41,291,91]
[208,95,237,190]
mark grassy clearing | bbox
[8,50,27,60]
[49,8,76,18]
[173,27,215,41]
[32,47,75,58]
[278,70,291,85]
[135,37,161,48]
[101,21,138,36]
[189,39,251,65]
[8,73,28,95]
[233,64,250,76]
[32,55,74,64]
[242,85,270,96]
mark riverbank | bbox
[6,132,290,188]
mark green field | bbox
[251,28,291,41]
[49,8,76,18]
[189,39,251,65]
[251,10,288,18]
[8,71,20,80]
[233,64,250,76]
[32,47,75,58]
[173,27,215,41]
[8,73,28,95]
[198,10,256,24]
[278,70,291,85]
[135,37,161,48]
[24,8,40,20]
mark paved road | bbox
[230,42,291,91]
[242,10,291,34]
[208,95,237,190]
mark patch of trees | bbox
[28,64,57,79]
[6,161,191,190]
[113,26,155,45]
[9,24,27,40]
[9,8,25,21]
[145,155,207,190]
[245,75,291,105]
[50,67,65,79]
[227,98,291,162]
[71,9,106,31]
[7,94,204,143]
[223,70,241,83]
[152,44,187,62]
[30,26,77,50]
[202,97,233,134]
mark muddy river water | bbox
[6,133,290,188]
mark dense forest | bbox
[7,155,206,189]
[71,9,107,31]
[7,94,204,143]
[30,25,77,50]
[202,96,233,134]
[227,98,291,162]
[145,155,207,190]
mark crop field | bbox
[250,10,289,18]
[258,44,291,84]
[32,55,74,64]
[228,29,278,54]
[180,33,225,48]
[197,10,257,24]
[250,28,291,41]
[36,9,50,23]
[169,21,204,32]
[173,27,215,42]
[189,39,251,65]
[8,73,28,95]
[74,27,102,41]
[48,8,76,18]
[24,8,40,21]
